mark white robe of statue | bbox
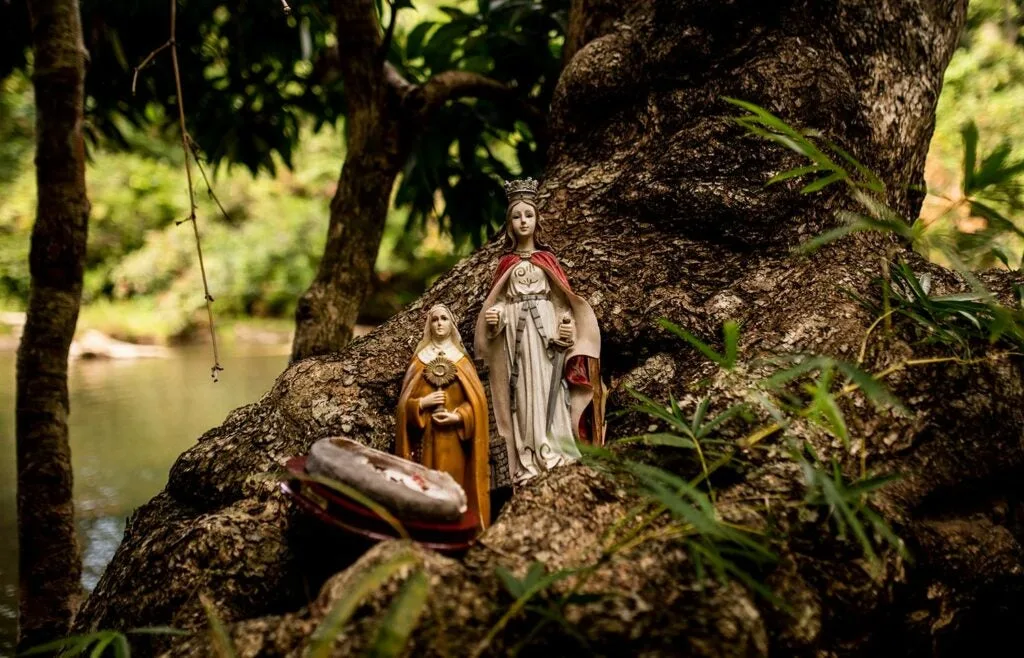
[499,259,580,483]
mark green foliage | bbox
[199,594,240,658]
[750,3,1024,270]
[726,97,1024,270]
[0,110,461,337]
[931,2,1024,262]
[19,627,188,657]
[368,570,431,658]
[724,97,884,195]
[760,354,907,448]
[623,461,780,604]
[605,317,910,590]
[0,0,566,249]
[658,318,740,370]
[0,72,32,187]
[727,97,1024,361]
[847,259,1024,355]
[793,442,908,569]
[0,126,329,325]
[482,561,584,653]
[390,0,568,246]
[308,549,423,658]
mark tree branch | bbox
[413,70,547,141]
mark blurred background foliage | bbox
[923,0,1024,265]
[0,0,1021,344]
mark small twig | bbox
[167,0,222,381]
[131,39,172,95]
[279,0,292,14]
[856,310,897,365]
[881,254,892,333]
[188,137,233,225]
[130,1,226,381]
[134,3,224,381]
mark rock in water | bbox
[305,437,468,522]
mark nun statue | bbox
[396,304,491,528]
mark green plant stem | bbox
[857,310,897,365]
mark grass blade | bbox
[308,550,420,658]
[658,318,725,366]
[199,594,239,658]
[368,570,431,658]
[800,171,845,193]
[766,164,825,185]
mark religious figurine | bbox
[396,304,491,529]
[474,178,603,486]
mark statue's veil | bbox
[414,303,468,358]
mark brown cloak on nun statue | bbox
[397,304,491,528]
[474,178,604,485]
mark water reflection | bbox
[0,343,289,653]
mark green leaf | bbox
[765,164,825,186]
[495,565,526,598]
[821,138,885,192]
[763,355,830,389]
[844,472,902,497]
[697,403,749,437]
[795,222,870,254]
[308,550,420,658]
[295,472,410,540]
[806,368,849,446]
[626,386,690,433]
[658,318,725,366]
[968,200,1024,238]
[962,121,978,193]
[126,627,190,637]
[800,171,845,193]
[200,594,239,658]
[691,396,710,435]
[89,635,116,658]
[834,362,907,412]
[20,634,97,656]
[111,635,130,658]
[405,22,436,59]
[522,562,547,591]
[630,433,698,449]
[368,570,431,658]
[722,320,739,369]
[722,97,802,138]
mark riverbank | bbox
[0,294,382,354]
[0,301,297,353]
[0,342,298,655]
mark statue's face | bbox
[509,201,537,239]
[429,309,453,340]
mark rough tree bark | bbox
[78,0,1024,656]
[16,0,89,650]
[290,0,545,362]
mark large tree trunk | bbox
[16,0,89,650]
[77,1,1024,655]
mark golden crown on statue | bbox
[503,177,539,204]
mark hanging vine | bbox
[132,0,223,381]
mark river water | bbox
[0,344,289,653]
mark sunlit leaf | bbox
[368,570,430,658]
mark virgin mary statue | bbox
[474,178,603,485]
[396,304,490,528]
